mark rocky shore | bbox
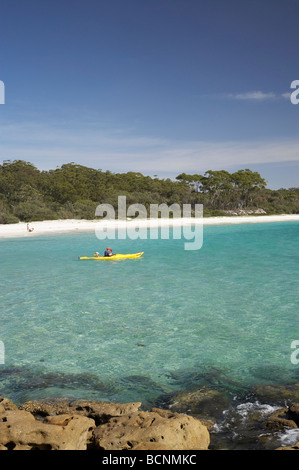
[0,394,298,450]
[0,397,210,450]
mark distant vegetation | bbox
[0,160,298,223]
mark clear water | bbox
[0,222,298,412]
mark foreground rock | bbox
[0,398,210,450]
[2,395,297,450]
[265,406,298,431]
[265,403,299,450]
[93,407,210,450]
[0,398,95,450]
[20,398,142,426]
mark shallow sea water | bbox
[0,221,298,448]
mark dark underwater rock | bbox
[254,383,299,406]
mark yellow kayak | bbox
[78,252,144,260]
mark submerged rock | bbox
[254,383,299,406]
[160,386,231,424]
[0,366,117,404]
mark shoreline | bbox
[0,214,299,239]
[0,392,298,450]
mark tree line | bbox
[0,160,298,223]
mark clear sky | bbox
[0,0,299,188]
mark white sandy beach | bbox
[0,214,299,239]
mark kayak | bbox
[78,252,144,260]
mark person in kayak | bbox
[94,252,100,257]
[104,247,113,257]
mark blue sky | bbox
[0,0,299,188]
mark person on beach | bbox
[104,247,113,257]
[27,224,34,233]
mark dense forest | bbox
[0,160,298,223]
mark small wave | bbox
[233,401,281,422]
[211,400,285,449]
[214,400,281,432]
[276,428,299,447]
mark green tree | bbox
[176,173,203,192]
[0,160,41,200]
[200,170,233,208]
[231,169,266,208]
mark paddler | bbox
[104,247,113,257]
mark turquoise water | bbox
[0,222,298,408]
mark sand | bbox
[0,214,298,239]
